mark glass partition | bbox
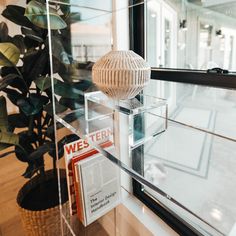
[47,0,236,235]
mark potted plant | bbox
[0,0,92,235]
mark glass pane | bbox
[146,0,236,71]
[143,80,236,235]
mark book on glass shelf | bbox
[63,127,113,215]
[73,142,120,226]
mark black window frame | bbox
[130,0,236,235]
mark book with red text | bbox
[64,127,113,215]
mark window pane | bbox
[142,80,236,235]
[146,0,236,71]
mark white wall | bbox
[0,0,6,12]
[1,0,24,35]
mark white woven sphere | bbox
[92,50,151,100]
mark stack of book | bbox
[64,128,120,226]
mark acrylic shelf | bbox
[54,92,168,197]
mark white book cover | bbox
[64,127,113,215]
[75,149,120,226]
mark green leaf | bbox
[7,75,28,94]
[65,12,81,24]
[59,28,72,54]
[0,150,15,158]
[63,110,84,123]
[8,113,29,128]
[18,130,38,146]
[25,0,67,30]
[52,36,70,64]
[24,36,40,49]
[59,97,83,110]
[58,64,92,83]
[0,66,16,77]
[60,0,70,15]
[22,163,38,178]
[49,134,78,159]
[34,76,57,91]
[4,88,24,106]
[54,80,84,99]
[30,50,49,79]
[17,94,49,116]
[23,49,49,81]
[0,131,19,148]
[22,49,40,78]
[21,26,44,43]
[17,98,33,115]
[0,96,8,132]
[0,74,19,90]
[44,101,67,116]
[15,146,29,162]
[29,142,53,160]
[74,80,93,91]
[0,143,11,151]
[14,131,37,162]
[11,35,26,54]
[57,63,77,82]
[0,43,20,66]
[0,22,8,42]
[2,5,33,28]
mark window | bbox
[130,0,236,235]
[146,0,236,71]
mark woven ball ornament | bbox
[92,50,151,100]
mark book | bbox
[64,127,113,215]
[71,141,113,222]
[74,144,120,226]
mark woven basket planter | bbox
[92,50,151,100]
[17,170,70,236]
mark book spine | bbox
[78,163,88,226]
[64,151,77,215]
[74,164,86,225]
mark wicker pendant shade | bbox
[92,50,151,100]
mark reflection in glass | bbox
[144,80,236,235]
[146,0,236,71]
[164,19,171,67]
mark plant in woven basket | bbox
[0,0,91,220]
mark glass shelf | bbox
[54,91,168,195]
[84,91,167,115]
[84,91,168,148]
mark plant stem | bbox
[28,115,34,136]
[36,88,44,146]
[53,157,56,175]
